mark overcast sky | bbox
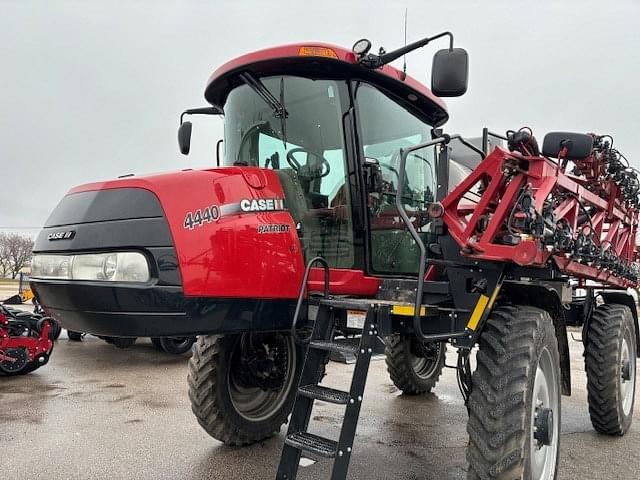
[1,0,639,235]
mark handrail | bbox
[291,256,330,344]
[395,133,486,342]
[393,137,450,340]
[396,139,444,342]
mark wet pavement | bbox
[1,328,639,480]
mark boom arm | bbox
[441,130,639,288]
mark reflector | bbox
[298,46,338,59]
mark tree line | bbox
[0,233,34,279]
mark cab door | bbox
[225,76,360,270]
[353,82,438,275]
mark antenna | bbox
[401,8,408,79]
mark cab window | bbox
[223,76,355,268]
[354,82,437,275]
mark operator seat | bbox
[276,169,323,258]
[276,168,353,267]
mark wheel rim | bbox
[228,334,296,422]
[530,346,559,480]
[620,334,635,416]
[411,342,442,380]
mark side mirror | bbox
[542,132,594,160]
[178,121,193,155]
[431,48,469,97]
[363,157,383,194]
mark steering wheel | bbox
[286,147,331,179]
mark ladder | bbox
[275,295,378,480]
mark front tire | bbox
[188,333,302,446]
[585,303,636,435]
[159,336,196,355]
[385,335,446,394]
[150,337,163,350]
[466,305,561,480]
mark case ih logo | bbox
[240,198,285,212]
[48,231,76,241]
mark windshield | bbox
[222,76,356,268]
[224,76,343,166]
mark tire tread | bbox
[466,305,560,479]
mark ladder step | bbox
[309,340,359,356]
[298,384,350,405]
[285,432,338,458]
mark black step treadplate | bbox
[298,384,349,405]
[285,432,338,458]
[309,340,359,356]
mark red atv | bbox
[0,305,54,375]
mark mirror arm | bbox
[180,106,222,125]
[360,31,454,69]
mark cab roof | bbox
[204,42,449,127]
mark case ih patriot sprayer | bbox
[30,32,638,479]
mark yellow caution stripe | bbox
[391,305,427,317]
[467,295,489,331]
[466,284,501,331]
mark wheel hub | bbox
[239,337,288,391]
[410,340,442,379]
[228,333,297,423]
[533,406,554,446]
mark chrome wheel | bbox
[530,346,560,480]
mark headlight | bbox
[31,255,72,279]
[31,252,150,282]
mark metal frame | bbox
[440,144,638,288]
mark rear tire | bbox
[67,330,83,341]
[188,333,302,446]
[159,336,196,355]
[466,305,561,480]
[150,337,163,350]
[385,335,446,394]
[585,303,636,435]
